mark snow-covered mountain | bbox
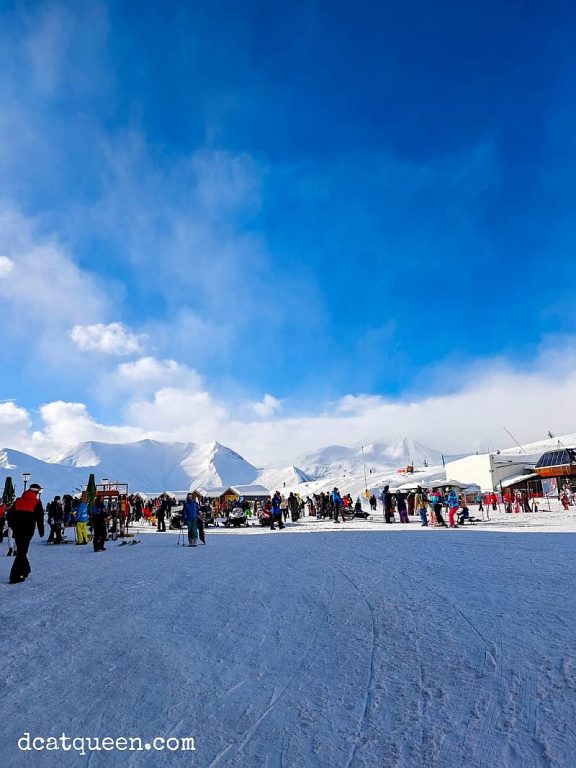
[48,439,259,492]
[255,465,315,491]
[2,430,567,499]
[299,438,444,479]
[0,448,87,497]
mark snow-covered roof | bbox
[203,486,228,498]
[500,473,539,488]
[230,484,270,497]
[203,484,271,498]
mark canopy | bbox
[86,473,97,512]
[2,476,15,506]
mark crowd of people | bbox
[1,478,573,585]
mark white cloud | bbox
[252,394,282,418]
[70,323,146,355]
[1,345,576,468]
[115,356,198,387]
[0,401,31,436]
[0,255,14,277]
[127,388,227,435]
[0,208,117,368]
[38,401,143,449]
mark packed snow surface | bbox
[2,509,576,767]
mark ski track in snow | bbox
[1,522,576,768]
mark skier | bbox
[475,492,484,513]
[6,483,45,584]
[369,494,377,512]
[331,487,343,523]
[74,498,89,544]
[429,489,448,527]
[157,494,168,533]
[280,495,289,523]
[407,491,415,517]
[182,493,199,546]
[396,491,409,524]
[197,501,207,544]
[414,487,428,526]
[47,496,64,544]
[381,485,394,524]
[288,492,299,522]
[270,491,284,530]
[446,489,459,527]
[0,498,6,543]
[91,497,108,552]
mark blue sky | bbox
[1,0,576,462]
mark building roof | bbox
[535,448,576,470]
[203,484,271,498]
[500,473,539,488]
[230,484,270,497]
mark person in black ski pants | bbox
[381,485,394,523]
[7,484,45,584]
[47,496,64,544]
[197,503,207,544]
[91,498,108,552]
[157,495,168,532]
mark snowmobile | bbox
[341,506,370,521]
[224,506,249,528]
[169,511,184,529]
[259,508,273,527]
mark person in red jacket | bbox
[6,483,45,584]
[0,499,7,543]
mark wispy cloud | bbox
[70,323,146,355]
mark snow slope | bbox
[255,465,315,490]
[299,438,445,479]
[2,519,575,767]
[0,448,86,498]
[48,439,259,492]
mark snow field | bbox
[1,521,576,767]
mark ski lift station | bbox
[445,451,545,492]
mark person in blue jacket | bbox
[182,494,199,546]
[74,499,89,544]
[331,487,343,523]
[270,491,284,530]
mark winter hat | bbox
[29,483,42,492]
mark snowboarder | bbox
[6,483,45,584]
